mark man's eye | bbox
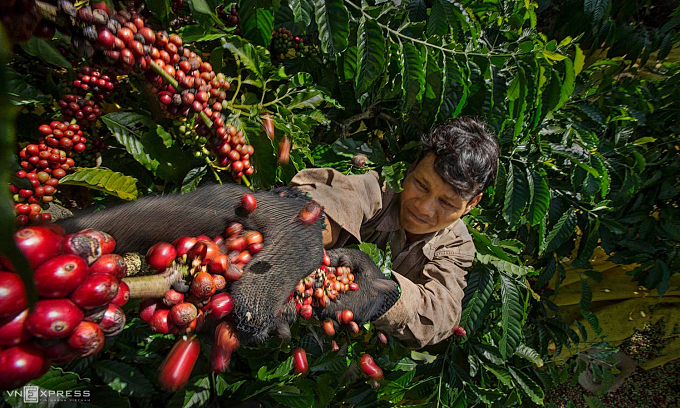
[441,200,456,209]
[416,180,427,190]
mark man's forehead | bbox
[414,155,464,203]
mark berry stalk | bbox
[123,263,185,299]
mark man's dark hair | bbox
[420,117,500,201]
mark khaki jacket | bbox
[290,168,476,348]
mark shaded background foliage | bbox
[1,0,679,406]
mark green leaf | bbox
[20,38,72,69]
[240,0,275,47]
[460,268,494,334]
[427,0,448,37]
[310,353,348,373]
[509,367,544,405]
[181,166,207,193]
[401,43,426,110]
[189,0,213,14]
[499,274,524,359]
[514,344,544,367]
[221,35,271,81]
[6,68,47,106]
[59,168,138,201]
[167,376,211,408]
[355,17,386,95]
[584,395,607,408]
[408,0,427,22]
[584,0,609,22]
[485,364,513,387]
[574,44,585,76]
[542,208,576,254]
[156,125,174,148]
[102,112,158,173]
[557,59,575,110]
[289,0,312,27]
[542,50,568,61]
[313,0,350,54]
[581,310,602,336]
[658,32,674,60]
[269,384,315,408]
[342,45,358,80]
[94,360,154,397]
[177,26,227,42]
[503,162,529,227]
[506,76,521,101]
[536,256,556,287]
[580,278,592,310]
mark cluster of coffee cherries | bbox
[57,94,103,126]
[15,143,71,204]
[40,121,88,154]
[52,0,255,181]
[206,124,255,179]
[270,27,302,60]
[139,194,260,335]
[291,250,359,321]
[0,226,128,391]
[217,4,240,35]
[73,66,118,101]
[13,203,51,226]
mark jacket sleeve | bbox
[374,235,476,349]
[289,168,384,242]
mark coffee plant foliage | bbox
[1,0,679,406]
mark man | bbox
[289,116,500,348]
[59,117,499,347]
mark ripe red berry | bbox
[453,325,467,338]
[77,229,116,254]
[99,303,126,337]
[359,354,383,381]
[0,309,31,346]
[241,193,257,214]
[146,242,177,270]
[174,236,198,257]
[13,226,63,269]
[149,309,172,334]
[163,289,184,307]
[0,272,27,320]
[190,272,216,298]
[299,201,323,225]
[67,321,105,357]
[0,344,46,391]
[26,299,83,339]
[340,309,354,325]
[69,273,119,310]
[111,281,130,307]
[322,319,335,336]
[33,254,89,298]
[204,293,234,320]
[169,302,197,326]
[292,348,308,375]
[89,253,127,280]
[139,298,162,323]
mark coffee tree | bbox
[1,0,679,406]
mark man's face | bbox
[399,153,482,235]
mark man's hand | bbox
[316,248,400,325]
[59,184,325,344]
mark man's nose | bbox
[413,195,436,219]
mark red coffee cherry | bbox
[149,309,172,334]
[0,272,27,320]
[322,319,335,336]
[111,281,130,307]
[0,344,46,391]
[359,354,384,381]
[340,309,354,325]
[147,242,177,270]
[0,309,31,346]
[241,193,257,214]
[89,254,127,280]
[13,226,62,269]
[67,321,105,357]
[169,302,198,326]
[26,299,84,338]
[33,255,89,298]
[99,303,126,337]
[158,336,201,392]
[292,348,308,375]
[69,274,119,310]
[204,293,234,320]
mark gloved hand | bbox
[316,248,400,325]
[59,183,325,344]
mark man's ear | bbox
[463,193,483,215]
